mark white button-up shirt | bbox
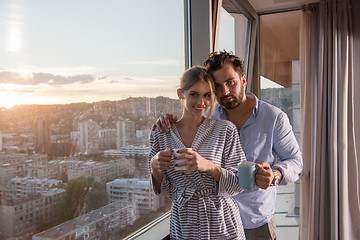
[213,92,303,229]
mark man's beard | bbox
[219,94,242,109]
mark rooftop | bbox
[33,201,133,239]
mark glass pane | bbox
[259,10,301,240]
[0,0,184,239]
[218,7,249,68]
[218,8,235,52]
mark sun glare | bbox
[0,91,36,109]
[7,4,23,52]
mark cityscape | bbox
[0,96,182,240]
[0,88,293,240]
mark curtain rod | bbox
[258,6,301,16]
[259,0,350,15]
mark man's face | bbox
[211,64,246,110]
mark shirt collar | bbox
[244,92,259,128]
[247,92,259,117]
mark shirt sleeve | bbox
[148,130,171,196]
[272,111,303,185]
[217,123,246,197]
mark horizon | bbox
[0,0,185,109]
[0,1,283,110]
[1,85,285,110]
[0,94,181,110]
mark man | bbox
[153,51,303,240]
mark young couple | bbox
[149,51,303,240]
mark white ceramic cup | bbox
[173,148,192,171]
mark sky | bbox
[0,0,185,108]
[0,1,281,109]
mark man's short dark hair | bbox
[203,50,245,77]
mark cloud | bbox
[0,71,95,86]
[97,75,109,80]
[0,87,35,94]
[108,76,163,84]
[128,59,179,66]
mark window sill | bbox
[125,211,171,240]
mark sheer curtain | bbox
[299,0,360,239]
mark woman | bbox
[149,66,246,239]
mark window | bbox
[259,10,301,240]
[218,8,249,65]
[218,8,236,53]
[217,2,302,240]
[0,0,184,239]
[219,0,257,86]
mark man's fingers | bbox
[165,119,171,130]
[159,116,170,132]
[163,114,176,130]
[256,167,270,176]
[256,169,273,189]
[151,119,164,132]
[256,162,271,169]
[152,114,177,132]
[155,117,166,132]
[171,115,178,123]
[256,180,270,189]
[256,173,270,181]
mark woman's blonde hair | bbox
[179,66,215,117]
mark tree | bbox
[57,177,108,221]
[84,182,108,212]
[61,169,68,183]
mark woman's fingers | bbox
[156,149,173,170]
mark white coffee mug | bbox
[173,148,192,171]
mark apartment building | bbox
[117,145,150,157]
[0,188,65,239]
[98,128,117,150]
[49,159,80,175]
[0,153,48,166]
[135,129,152,146]
[78,120,100,155]
[35,116,51,154]
[27,164,60,179]
[0,163,16,186]
[107,178,166,215]
[116,119,136,149]
[67,160,122,183]
[32,201,137,240]
[0,153,48,185]
[5,177,63,200]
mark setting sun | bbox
[0,91,36,108]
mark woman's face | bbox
[179,81,212,118]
